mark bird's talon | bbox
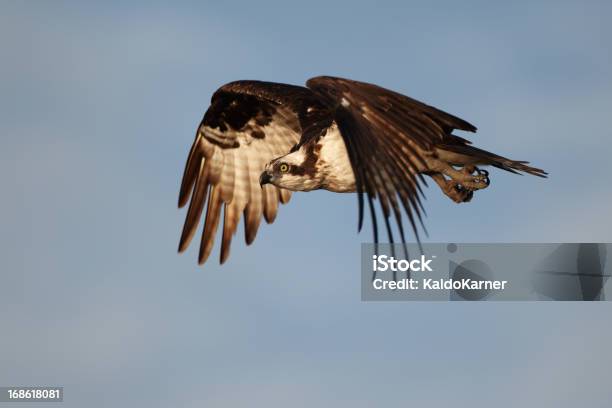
[473,167,487,175]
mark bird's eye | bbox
[279,163,289,173]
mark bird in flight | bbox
[178,76,547,265]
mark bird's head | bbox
[259,148,320,192]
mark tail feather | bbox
[439,143,548,178]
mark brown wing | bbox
[178,81,320,265]
[306,76,477,248]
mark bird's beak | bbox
[259,171,272,187]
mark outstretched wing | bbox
[306,76,477,248]
[178,80,321,265]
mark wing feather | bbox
[178,137,202,208]
[199,185,223,264]
[178,81,311,265]
[243,140,264,246]
[307,76,473,247]
[278,188,292,204]
[263,185,278,223]
[218,146,250,264]
[220,202,240,264]
[178,159,209,252]
[218,148,235,203]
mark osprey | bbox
[178,76,547,265]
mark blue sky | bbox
[1,1,612,407]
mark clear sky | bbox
[1,1,611,407]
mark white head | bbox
[259,145,322,191]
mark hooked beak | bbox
[259,171,272,187]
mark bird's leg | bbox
[428,173,473,203]
[430,162,490,191]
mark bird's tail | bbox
[439,143,548,177]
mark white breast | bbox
[317,123,356,193]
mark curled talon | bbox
[447,183,474,203]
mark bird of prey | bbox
[178,76,547,265]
